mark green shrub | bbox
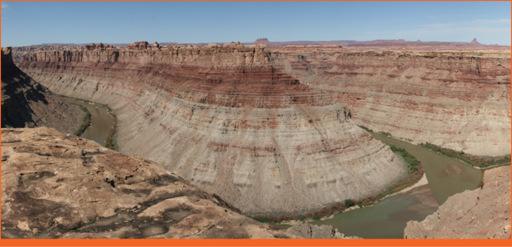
[422,142,511,168]
[389,145,420,172]
[252,216,270,223]
[380,131,392,137]
[344,199,355,208]
[358,125,373,133]
[74,105,91,136]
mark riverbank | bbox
[255,126,496,228]
[309,129,485,238]
[382,173,428,200]
[421,143,510,169]
[253,143,424,224]
[73,105,91,136]
[104,105,117,150]
[64,96,117,149]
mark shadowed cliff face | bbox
[17,46,407,215]
[1,47,82,133]
[268,48,511,156]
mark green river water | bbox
[67,98,115,147]
[312,132,484,239]
[65,98,485,238]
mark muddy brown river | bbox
[65,98,484,238]
[312,132,484,239]
[67,98,115,147]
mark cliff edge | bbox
[1,127,312,239]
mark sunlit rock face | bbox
[0,127,305,239]
[268,48,511,156]
[17,45,412,215]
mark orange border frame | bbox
[0,0,511,246]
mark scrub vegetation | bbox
[422,143,511,169]
[74,105,91,136]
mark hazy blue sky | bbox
[1,1,510,46]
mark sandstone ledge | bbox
[1,127,300,239]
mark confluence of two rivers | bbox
[68,98,483,239]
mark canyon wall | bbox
[1,47,83,133]
[269,48,511,156]
[18,46,406,215]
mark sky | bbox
[1,1,511,46]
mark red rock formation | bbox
[126,41,160,50]
[470,38,480,45]
[254,38,269,45]
[84,42,114,50]
[17,46,407,215]
[17,44,510,215]
[269,48,511,156]
[128,41,150,50]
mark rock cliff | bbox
[1,127,306,239]
[17,46,407,215]
[269,48,511,156]
[1,47,82,133]
[404,165,511,239]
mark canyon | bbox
[17,44,409,215]
[17,42,511,159]
[1,47,351,239]
[269,47,511,156]
[5,40,511,238]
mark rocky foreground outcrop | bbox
[17,46,407,215]
[1,47,82,133]
[1,127,353,239]
[404,165,511,239]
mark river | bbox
[66,98,115,147]
[64,97,484,238]
[312,132,484,239]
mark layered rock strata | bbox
[404,165,511,239]
[1,47,82,133]
[269,48,511,156]
[1,127,303,239]
[18,47,406,215]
